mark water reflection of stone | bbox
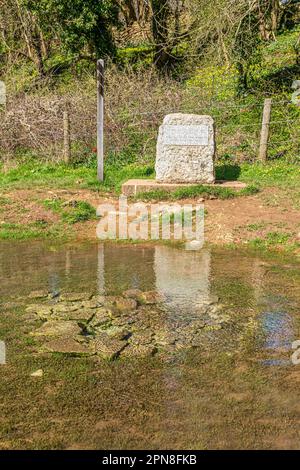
[103,244,155,294]
[154,246,211,322]
[0,340,6,365]
[260,311,293,351]
[250,260,295,365]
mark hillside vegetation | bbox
[0,1,299,179]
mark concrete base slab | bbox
[122,179,247,197]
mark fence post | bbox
[63,107,71,164]
[97,59,104,182]
[258,98,272,163]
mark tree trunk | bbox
[30,15,46,77]
[117,0,138,26]
[151,0,172,70]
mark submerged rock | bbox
[89,308,112,328]
[26,304,53,319]
[123,289,164,305]
[43,338,93,356]
[154,330,177,346]
[130,330,154,345]
[25,288,230,361]
[30,369,43,377]
[106,297,137,316]
[92,333,128,360]
[122,344,157,358]
[31,320,81,338]
[60,293,93,302]
[28,290,49,300]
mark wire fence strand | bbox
[0,77,299,164]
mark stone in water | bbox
[0,81,6,106]
[155,114,215,183]
[30,369,43,378]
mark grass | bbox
[0,160,97,190]
[0,194,96,240]
[1,157,299,194]
[246,222,268,232]
[230,162,300,190]
[0,196,11,205]
[0,158,155,193]
[43,198,96,224]
[0,221,68,240]
[248,230,299,252]
[134,184,259,202]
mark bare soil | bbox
[1,188,299,251]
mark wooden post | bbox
[63,108,71,164]
[97,59,104,181]
[258,98,272,163]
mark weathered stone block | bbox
[155,113,215,183]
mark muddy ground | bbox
[1,188,299,252]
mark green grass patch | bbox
[0,196,11,205]
[0,155,155,193]
[0,160,96,190]
[231,162,300,189]
[87,162,155,193]
[0,158,298,197]
[248,231,299,252]
[246,222,267,232]
[0,222,68,240]
[134,184,259,202]
[43,199,96,224]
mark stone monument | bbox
[121,112,247,197]
[155,113,215,184]
[0,81,6,106]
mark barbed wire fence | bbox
[0,68,299,171]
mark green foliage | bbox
[186,66,238,101]
[233,5,263,93]
[117,45,154,69]
[24,0,118,59]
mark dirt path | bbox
[1,188,299,251]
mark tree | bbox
[116,0,151,27]
[150,0,185,71]
[0,0,119,78]
[25,0,118,61]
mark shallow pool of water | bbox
[0,241,299,449]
